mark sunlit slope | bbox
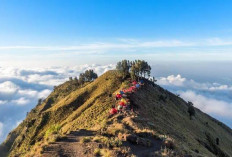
[1,70,122,156]
[0,70,231,157]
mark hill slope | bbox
[0,70,232,157]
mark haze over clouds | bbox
[1,38,232,67]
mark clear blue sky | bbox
[1,0,232,43]
[0,0,232,66]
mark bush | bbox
[93,148,101,156]
[45,125,61,138]
[80,137,92,143]
[102,137,122,148]
[187,102,195,120]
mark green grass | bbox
[45,125,61,138]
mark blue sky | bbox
[0,0,232,66]
[1,0,232,41]
[0,1,232,50]
[0,0,232,143]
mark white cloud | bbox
[180,91,232,118]
[209,85,232,91]
[0,40,194,51]
[0,100,7,105]
[157,74,232,92]
[1,38,232,52]
[38,89,52,99]
[0,122,3,138]
[157,74,186,86]
[12,97,30,106]
[0,81,19,94]
[18,89,38,97]
[205,38,232,46]
[1,38,232,55]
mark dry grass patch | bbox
[80,136,92,143]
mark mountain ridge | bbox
[0,70,232,157]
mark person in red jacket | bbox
[115,93,122,100]
[132,80,137,86]
[110,105,118,115]
[119,101,126,106]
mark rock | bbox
[125,134,138,144]
[162,140,175,149]
[136,137,152,147]
[124,134,152,147]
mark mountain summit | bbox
[0,70,232,157]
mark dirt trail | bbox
[42,125,162,157]
[42,129,98,157]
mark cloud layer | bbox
[157,74,232,122]
[1,38,232,51]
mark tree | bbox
[78,73,85,84]
[116,59,130,78]
[74,77,78,82]
[78,69,98,84]
[116,59,152,80]
[37,98,43,106]
[84,69,98,81]
[69,77,73,81]
[130,64,136,80]
[187,101,195,120]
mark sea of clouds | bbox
[0,64,231,143]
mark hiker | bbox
[120,89,127,98]
[120,89,125,95]
[120,98,127,105]
[122,104,127,113]
[132,80,137,86]
[136,83,140,89]
[139,80,145,85]
[131,86,136,92]
[119,101,126,107]
[117,104,123,113]
[110,105,118,115]
[115,93,122,100]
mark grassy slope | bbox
[0,70,231,157]
[131,82,232,156]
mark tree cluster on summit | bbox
[116,59,151,80]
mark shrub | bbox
[93,148,101,156]
[102,137,122,148]
[45,125,61,138]
[80,137,92,143]
[92,136,101,143]
[187,102,195,120]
